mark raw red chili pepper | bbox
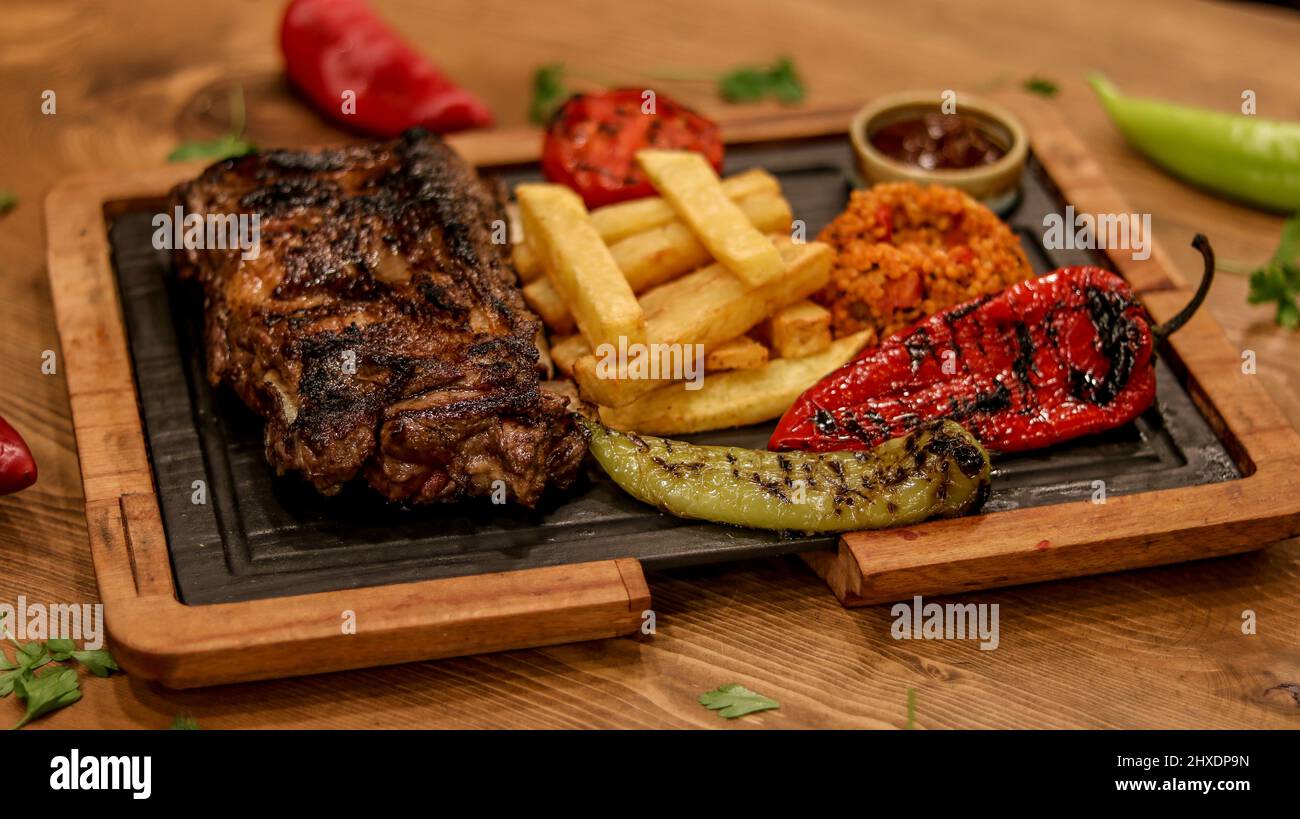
[0,416,37,495]
[280,0,493,137]
[543,89,724,208]
[771,235,1214,454]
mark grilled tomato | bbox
[542,89,724,208]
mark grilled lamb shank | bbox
[171,129,586,506]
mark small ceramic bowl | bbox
[850,91,1028,212]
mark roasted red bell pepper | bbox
[771,236,1214,454]
[0,416,37,495]
[281,0,493,137]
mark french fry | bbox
[513,240,544,283]
[590,167,780,244]
[523,277,576,334]
[599,331,872,435]
[617,192,792,291]
[637,150,785,287]
[573,238,831,407]
[516,184,646,352]
[549,334,589,378]
[758,300,833,358]
[522,192,793,330]
[511,169,782,279]
[705,336,769,372]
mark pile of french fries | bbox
[514,150,874,435]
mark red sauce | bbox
[870,113,1006,170]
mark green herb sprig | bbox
[169,86,256,162]
[718,58,805,105]
[0,190,17,214]
[1,614,119,729]
[529,63,570,126]
[698,683,780,719]
[526,57,807,126]
[1243,213,1300,329]
[170,714,201,730]
[1023,76,1060,97]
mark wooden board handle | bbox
[86,494,650,688]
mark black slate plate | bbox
[110,136,1240,604]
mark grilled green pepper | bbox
[582,418,990,533]
[1089,73,1300,212]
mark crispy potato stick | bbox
[549,334,589,378]
[616,192,792,291]
[512,169,782,279]
[523,192,792,330]
[637,150,785,287]
[599,331,871,435]
[523,276,575,334]
[705,336,769,372]
[590,167,779,244]
[573,238,831,407]
[517,184,646,352]
[759,299,833,358]
[513,240,544,283]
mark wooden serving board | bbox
[43,103,1300,686]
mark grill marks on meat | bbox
[171,129,585,506]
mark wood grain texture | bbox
[3,0,1300,728]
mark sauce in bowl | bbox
[869,113,1006,171]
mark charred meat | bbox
[171,129,586,506]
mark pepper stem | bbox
[1153,234,1214,340]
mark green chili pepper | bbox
[582,418,990,533]
[1089,73,1300,212]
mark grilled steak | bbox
[171,129,586,506]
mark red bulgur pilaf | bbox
[814,182,1033,340]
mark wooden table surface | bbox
[3,0,1299,729]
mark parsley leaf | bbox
[13,640,50,671]
[1023,76,1059,97]
[168,134,255,163]
[0,190,16,214]
[1245,213,1300,329]
[169,86,255,162]
[529,63,571,126]
[12,666,82,730]
[698,683,780,719]
[0,614,119,726]
[170,714,201,730]
[45,638,77,661]
[719,58,805,105]
[70,648,120,678]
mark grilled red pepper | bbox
[281,0,493,137]
[772,236,1214,454]
[0,416,37,495]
